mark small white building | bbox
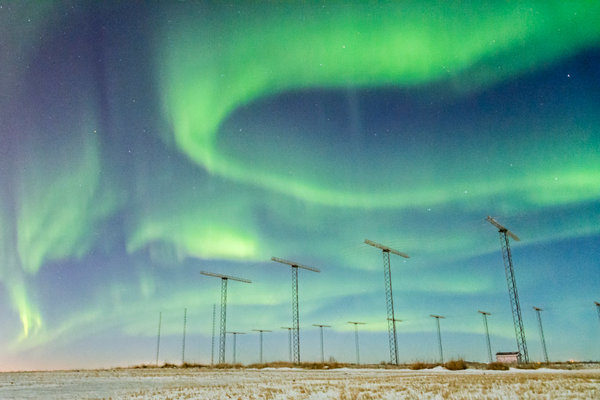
[496,352,519,364]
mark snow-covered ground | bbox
[0,367,598,399]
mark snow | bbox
[0,367,598,399]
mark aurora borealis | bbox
[1,1,599,370]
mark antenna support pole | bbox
[383,250,399,365]
[479,311,492,363]
[313,324,331,363]
[281,327,293,362]
[220,278,228,364]
[533,307,549,363]
[430,315,445,364]
[292,267,300,363]
[348,321,366,365]
[226,331,246,364]
[252,329,272,364]
[182,308,187,364]
[272,257,320,364]
[155,311,162,366]
[211,304,216,365]
[200,271,251,364]
[486,217,529,363]
[365,239,408,365]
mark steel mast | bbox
[272,257,320,364]
[252,329,272,364]
[430,315,445,364]
[155,311,162,366]
[181,308,187,364]
[312,324,331,363]
[211,304,216,365]
[200,271,251,364]
[347,321,366,365]
[478,310,493,363]
[365,239,409,365]
[533,306,549,363]
[226,331,246,364]
[281,326,293,362]
[486,216,528,363]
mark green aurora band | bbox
[159,0,600,207]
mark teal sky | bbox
[0,1,599,370]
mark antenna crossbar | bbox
[271,257,321,272]
[364,239,410,258]
[200,271,252,283]
[486,216,520,241]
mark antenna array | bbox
[143,216,588,366]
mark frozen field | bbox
[0,366,598,399]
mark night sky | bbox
[1,1,599,371]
